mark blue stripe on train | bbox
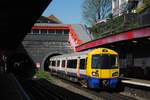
[84,76,119,88]
[56,70,119,88]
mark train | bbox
[49,48,120,89]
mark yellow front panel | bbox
[87,69,119,78]
[100,69,111,78]
[100,69,119,78]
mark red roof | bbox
[76,26,150,52]
[47,15,62,24]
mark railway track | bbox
[51,75,138,100]
[20,79,91,100]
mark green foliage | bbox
[144,0,150,7]
[82,0,110,26]
[82,0,101,25]
[136,0,150,13]
[108,13,113,19]
[91,14,140,39]
[136,3,147,13]
[35,70,52,81]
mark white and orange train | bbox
[49,48,120,89]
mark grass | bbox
[35,70,52,82]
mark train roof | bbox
[50,48,118,60]
[50,50,91,60]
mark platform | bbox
[0,73,30,100]
[121,77,150,88]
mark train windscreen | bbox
[92,54,118,69]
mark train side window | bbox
[49,61,52,66]
[52,61,56,67]
[79,59,86,69]
[62,60,66,68]
[67,59,77,68]
[57,60,60,67]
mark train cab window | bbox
[62,60,66,68]
[79,59,86,69]
[100,55,118,69]
[109,55,119,68]
[67,59,77,68]
[92,55,101,69]
[57,60,60,67]
[92,54,118,69]
[52,61,56,67]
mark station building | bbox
[22,15,92,70]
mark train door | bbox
[77,57,87,77]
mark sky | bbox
[42,0,84,24]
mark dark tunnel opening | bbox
[44,53,61,71]
[6,53,36,79]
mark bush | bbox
[136,0,150,13]
[136,3,147,13]
[91,14,140,39]
[35,70,52,81]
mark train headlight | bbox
[92,71,99,77]
[112,72,118,77]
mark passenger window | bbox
[79,59,86,69]
[49,61,52,66]
[67,59,77,68]
[62,60,66,68]
[57,60,60,67]
[52,61,56,67]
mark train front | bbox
[86,48,120,89]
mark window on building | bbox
[67,59,77,68]
[32,29,39,34]
[121,0,126,5]
[63,30,69,35]
[114,0,119,8]
[62,60,66,68]
[48,30,55,34]
[79,59,86,69]
[36,20,41,23]
[42,20,48,23]
[41,29,47,34]
[56,30,63,35]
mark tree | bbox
[82,0,111,26]
[143,0,150,7]
[82,0,101,26]
[136,0,150,13]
